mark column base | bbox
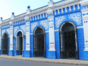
[30,51,33,57]
[13,50,19,56]
[8,50,14,56]
[24,50,30,57]
[56,51,60,59]
[46,51,56,59]
[83,51,88,60]
[22,51,24,57]
[79,51,84,60]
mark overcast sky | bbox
[0,0,61,20]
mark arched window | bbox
[2,33,9,55]
[33,27,45,57]
[17,31,23,55]
[59,21,78,59]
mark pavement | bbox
[0,55,88,65]
[0,58,84,66]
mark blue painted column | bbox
[0,17,2,55]
[23,6,31,57]
[0,29,1,55]
[23,22,30,57]
[13,37,16,56]
[8,12,15,56]
[46,0,56,59]
[80,0,88,60]
[8,26,14,56]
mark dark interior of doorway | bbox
[34,34,45,57]
[60,22,78,59]
[63,31,75,58]
[2,33,8,55]
[17,31,23,55]
[19,37,23,55]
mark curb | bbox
[0,56,88,65]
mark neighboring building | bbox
[0,0,88,60]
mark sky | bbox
[0,0,61,20]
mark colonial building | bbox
[0,0,88,60]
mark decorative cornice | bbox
[80,0,88,6]
[1,0,81,26]
[54,0,78,7]
[53,1,80,11]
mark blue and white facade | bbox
[0,0,88,60]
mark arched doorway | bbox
[17,31,23,55]
[33,27,45,57]
[60,21,79,59]
[2,33,9,55]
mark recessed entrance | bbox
[2,33,8,55]
[17,31,23,55]
[60,22,79,59]
[33,27,45,57]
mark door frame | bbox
[2,33,9,55]
[33,26,46,57]
[59,21,79,59]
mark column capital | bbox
[80,0,88,6]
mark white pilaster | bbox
[9,12,14,50]
[26,22,30,50]
[24,6,31,51]
[48,17,55,51]
[80,0,88,51]
[46,0,55,51]
[0,28,1,50]
[9,25,13,50]
[0,17,2,50]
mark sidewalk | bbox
[0,55,88,65]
